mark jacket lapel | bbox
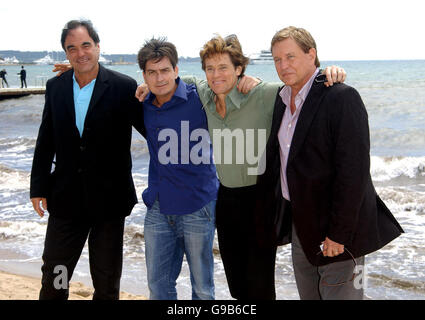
[62,70,80,138]
[85,64,109,121]
[287,77,327,166]
[271,88,286,146]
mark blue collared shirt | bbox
[73,73,96,136]
[143,77,219,215]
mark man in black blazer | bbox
[18,66,27,88]
[256,26,403,299]
[30,20,145,300]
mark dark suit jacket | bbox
[30,65,146,220]
[256,73,403,266]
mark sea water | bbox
[0,60,424,299]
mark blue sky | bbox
[1,0,424,60]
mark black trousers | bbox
[1,78,8,87]
[20,78,27,88]
[216,184,277,300]
[39,215,125,300]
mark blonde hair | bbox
[271,26,320,67]
[199,34,249,78]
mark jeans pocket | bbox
[144,200,162,225]
[201,200,216,222]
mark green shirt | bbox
[182,75,280,188]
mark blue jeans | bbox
[144,199,216,300]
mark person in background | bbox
[18,66,27,88]
[30,19,145,300]
[256,26,404,300]
[0,69,9,88]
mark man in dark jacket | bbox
[30,19,145,300]
[0,69,9,88]
[18,66,27,88]
[256,26,403,300]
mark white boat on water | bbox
[99,55,112,65]
[249,50,273,65]
[34,54,55,65]
[0,56,20,65]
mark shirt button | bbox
[288,124,292,128]
[287,144,290,148]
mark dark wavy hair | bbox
[61,19,100,51]
[137,37,178,71]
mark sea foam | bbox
[371,156,425,182]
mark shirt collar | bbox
[72,72,96,90]
[145,77,188,105]
[279,68,319,108]
[204,78,244,110]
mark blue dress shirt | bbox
[143,78,218,215]
[73,73,96,136]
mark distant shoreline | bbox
[0,50,202,65]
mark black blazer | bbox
[30,65,146,220]
[256,74,403,266]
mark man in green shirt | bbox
[136,34,345,299]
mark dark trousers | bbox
[216,184,277,300]
[39,215,125,300]
[1,78,8,88]
[21,78,27,88]
[292,223,364,300]
[280,197,365,300]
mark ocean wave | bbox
[371,156,425,182]
[369,273,425,294]
[0,164,30,191]
[0,112,42,126]
[0,137,36,149]
[375,186,425,217]
[0,220,46,241]
[0,96,44,126]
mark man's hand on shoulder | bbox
[322,66,346,87]
[52,63,72,77]
[237,75,261,94]
[135,83,150,102]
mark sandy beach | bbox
[0,270,147,300]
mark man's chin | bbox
[281,78,294,86]
[73,65,96,74]
[153,87,172,95]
